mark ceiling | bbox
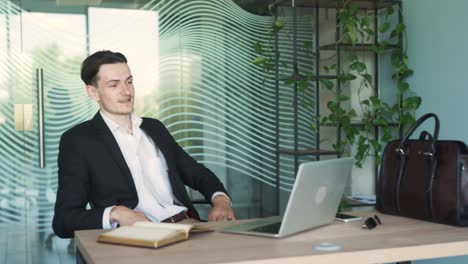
[10,0,276,15]
[10,0,149,14]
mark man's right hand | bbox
[110,205,151,226]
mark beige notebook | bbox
[97,221,213,248]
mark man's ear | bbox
[86,85,99,102]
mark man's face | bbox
[87,63,134,118]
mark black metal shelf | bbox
[320,122,400,128]
[277,0,400,9]
[278,149,339,156]
[278,74,337,81]
[271,0,402,215]
[320,42,398,52]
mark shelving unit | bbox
[272,0,402,214]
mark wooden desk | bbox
[75,211,468,264]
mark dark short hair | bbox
[80,50,127,86]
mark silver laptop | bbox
[220,157,354,238]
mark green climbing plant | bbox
[251,1,421,168]
[318,1,421,167]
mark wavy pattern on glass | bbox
[146,0,277,189]
[146,1,317,191]
[0,1,90,229]
[0,0,316,226]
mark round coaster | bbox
[314,242,342,251]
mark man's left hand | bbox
[208,195,236,222]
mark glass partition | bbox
[0,1,316,263]
[0,1,87,262]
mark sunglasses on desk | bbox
[362,215,382,230]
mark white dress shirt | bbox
[100,112,227,228]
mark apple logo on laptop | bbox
[315,186,327,204]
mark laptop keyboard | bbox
[248,222,282,234]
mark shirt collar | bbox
[100,111,142,133]
[131,113,143,131]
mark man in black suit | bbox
[53,50,235,238]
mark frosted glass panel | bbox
[0,1,316,263]
[0,0,317,228]
[88,7,159,115]
[0,1,87,231]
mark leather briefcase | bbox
[376,113,468,226]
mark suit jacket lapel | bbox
[91,112,137,195]
[140,119,169,157]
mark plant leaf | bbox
[379,22,390,33]
[340,73,357,81]
[361,99,370,106]
[327,101,338,111]
[348,3,358,15]
[362,73,373,85]
[360,16,372,28]
[386,6,394,16]
[320,79,334,90]
[350,61,367,73]
[369,96,381,106]
[363,28,375,37]
[403,96,422,110]
[252,56,265,65]
[274,20,284,30]
[337,95,350,102]
[396,23,406,34]
[268,3,275,14]
[346,31,357,45]
[371,44,383,54]
[253,41,263,55]
[284,75,295,86]
[397,81,409,93]
[373,117,387,126]
[263,63,274,72]
[298,79,308,92]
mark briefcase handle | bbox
[393,113,440,215]
[398,113,440,155]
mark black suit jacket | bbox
[52,112,228,238]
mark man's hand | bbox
[110,205,151,226]
[208,195,236,222]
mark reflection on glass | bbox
[0,3,316,252]
[88,7,159,115]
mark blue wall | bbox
[405,0,468,263]
[405,0,468,141]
